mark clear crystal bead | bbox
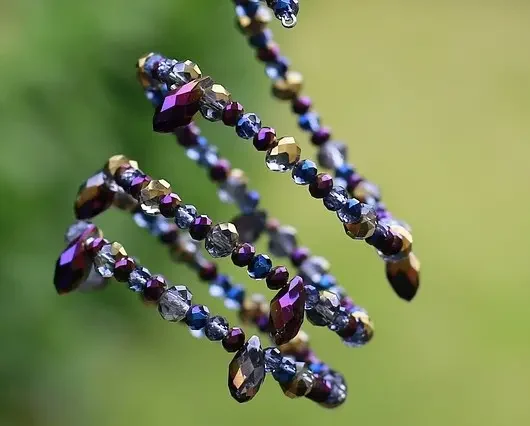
[317,141,347,169]
[175,204,197,229]
[299,256,330,286]
[306,290,340,326]
[218,171,246,204]
[94,244,117,278]
[198,78,232,122]
[167,60,202,86]
[268,226,297,257]
[204,316,230,341]
[158,285,193,322]
[205,223,240,258]
[304,284,320,310]
[323,186,348,211]
[128,266,151,292]
[265,136,301,172]
[64,221,92,244]
[264,347,282,373]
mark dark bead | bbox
[222,327,246,352]
[298,112,321,133]
[199,262,218,281]
[292,159,318,185]
[257,42,280,62]
[292,96,312,115]
[311,127,331,146]
[236,113,261,139]
[290,247,310,267]
[269,276,306,345]
[209,158,231,182]
[115,166,142,190]
[272,357,297,383]
[159,193,182,218]
[265,56,289,79]
[189,215,213,240]
[231,210,267,243]
[222,102,245,126]
[85,237,108,257]
[309,174,333,198]
[306,376,333,403]
[174,122,201,147]
[228,336,266,403]
[256,314,270,332]
[74,172,115,220]
[159,223,179,245]
[253,127,277,151]
[185,304,210,330]
[304,284,320,310]
[346,173,363,193]
[365,224,387,247]
[337,198,362,224]
[231,243,256,267]
[143,274,168,303]
[204,316,230,341]
[129,175,152,199]
[226,285,246,305]
[335,313,359,339]
[386,253,420,301]
[114,256,136,282]
[248,254,272,279]
[248,29,272,48]
[54,239,90,294]
[336,164,354,180]
[266,266,290,290]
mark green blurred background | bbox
[1,0,530,425]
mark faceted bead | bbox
[187,136,219,168]
[272,357,297,383]
[292,159,318,185]
[292,96,312,115]
[309,173,333,198]
[159,193,182,218]
[222,102,245,126]
[237,190,260,214]
[253,127,277,151]
[140,179,172,215]
[94,242,127,278]
[78,266,107,292]
[158,285,193,322]
[185,304,210,330]
[342,310,374,347]
[237,6,272,36]
[249,28,272,48]
[344,204,378,240]
[319,371,348,408]
[337,198,362,224]
[257,42,280,62]
[205,222,240,258]
[231,243,256,267]
[209,158,231,182]
[143,274,168,303]
[352,180,381,206]
[218,168,247,204]
[269,276,306,345]
[54,236,92,294]
[189,215,212,241]
[272,71,303,100]
[128,266,151,292]
[198,77,232,121]
[307,290,340,326]
[136,52,156,88]
[226,286,246,309]
[299,256,330,287]
[318,141,347,169]
[264,347,282,373]
[265,56,289,80]
[64,221,92,244]
[378,224,413,261]
[265,136,301,172]
[306,375,333,403]
[311,127,332,146]
[129,175,152,199]
[115,166,141,191]
[228,336,266,403]
[298,112,321,133]
[280,363,315,398]
[232,210,267,243]
[323,186,348,212]
[75,171,115,220]
[334,311,359,338]
[174,122,201,147]
[114,256,136,282]
[236,113,262,139]
[266,266,290,290]
[167,60,202,86]
[155,58,178,82]
[175,204,197,229]
[273,0,300,18]
[199,262,218,281]
[279,330,310,358]
[239,294,268,323]
[290,247,310,267]
[153,80,204,132]
[204,316,230,341]
[268,225,297,257]
[248,254,272,279]
[304,285,320,310]
[385,252,420,301]
[223,327,246,352]
[104,155,139,178]
[336,164,355,180]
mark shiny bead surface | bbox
[189,215,213,240]
[265,136,301,172]
[306,375,332,403]
[236,113,262,139]
[323,186,348,211]
[253,127,277,151]
[222,102,245,126]
[272,357,296,383]
[337,198,362,224]
[209,159,231,182]
[318,141,347,169]
[290,247,310,267]
[204,315,230,341]
[239,294,269,323]
[292,159,318,185]
[237,6,272,36]
[299,256,330,287]
[231,243,256,267]
[307,290,340,326]
[136,52,155,88]
[185,304,210,330]
[309,173,333,198]
[385,252,420,301]
[167,60,202,86]
[264,347,282,373]
[278,330,310,358]
[344,204,378,240]
[198,78,232,121]
[280,363,315,398]
[232,210,267,243]
[228,336,266,403]
[292,96,312,115]
[223,327,246,352]
[248,254,272,279]
[298,112,321,133]
[128,266,151,293]
[272,71,303,100]
[129,175,152,199]
[266,266,290,290]
[342,310,375,347]
[269,276,306,345]
[311,127,332,146]
[353,180,381,205]
[94,242,127,278]
[175,204,197,229]
[75,172,115,220]
[158,285,193,322]
[140,179,172,215]
[143,274,168,302]
[205,222,240,258]
[64,221,92,244]
[114,256,136,282]
[159,193,182,218]
[304,284,320,310]
[105,155,139,178]
[269,225,297,257]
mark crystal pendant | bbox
[228,335,266,403]
[74,171,115,220]
[385,252,420,301]
[94,242,127,278]
[269,276,306,345]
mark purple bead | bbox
[189,215,213,241]
[257,42,280,63]
[365,224,387,247]
[256,314,271,333]
[253,127,277,151]
[269,276,306,345]
[311,127,331,146]
[306,375,333,403]
[159,193,181,218]
[54,239,90,294]
[232,211,267,244]
[209,158,231,182]
[292,96,312,115]
[129,175,151,199]
[222,102,245,127]
[174,122,201,147]
[266,266,290,290]
[199,262,218,281]
[290,247,310,267]
[231,243,256,267]
[346,173,363,193]
[309,174,333,199]
[222,327,246,353]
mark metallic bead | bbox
[299,256,330,287]
[237,6,272,36]
[272,357,297,383]
[279,330,310,358]
[155,58,178,82]
[269,276,306,345]
[292,159,318,185]
[127,266,151,293]
[114,256,136,282]
[136,52,155,88]
[323,186,348,211]
[205,222,240,258]
[113,191,137,212]
[158,285,193,322]
[159,193,182,218]
[239,294,269,324]
[272,71,303,100]
[231,243,256,267]
[236,113,262,139]
[337,198,362,224]
[306,375,332,404]
[308,173,333,198]
[378,224,413,261]
[205,316,230,341]
[318,142,347,169]
[342,310,374,347]
[185,304,210,330]
[222,102,245,126]
[353,180,381,205]
[167,60,202,86]
[298,112,321,133]
[198,77,232,122]
[175,204,197,229]
[223,327,246,352]
[385,252,420,301]
[304,285,320,310]
[248,254,272,279]
[311,127,332,146]
[307,290,340,326]
[280,363,315,398]
[291,246,310,267]
[292,95,312,115]
[318,371,348,408]
[253,127,277,151]
[265,136,301,172]
[344,204,378,240]
[94,242,127,278]
[129,175,152,199]
[75,171,115,220]
[64,221,92,244]
[140,179,172,215]
[189,215,213,241]
[209,158,231,182]
[264,347,282,373]
[268,225,297,257]
[266,266,290,290]
[105,155,139,178]
[143,274,168,303]
[228,335,266,403]
[232,210,267,244]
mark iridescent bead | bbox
[253,127,277,151]
[198,77,232,122]
[114,256,136,282]
[268,225,297,257]
[158,285,192,322]
[323,186,348,211]
[237,5,272,36]
[175,204,197,229]
[248,29,272,48]
[306,290,340,326]
[218,168,247,204]
[353,180,381,205]
[143,274,168,303]
[239,294,268,323]
[237,190,260,214]
[319,371,348,408]
[94,242,127,278]
[280,363,315,398]
[273,0,300,20]
[129,175,152,199]
[344,204,378,240]
[335,164,354,180]
[74,171,115,220]
[222,327,246,352]
[257,42,280,62]
[290,246,310,267]
[155,58,177,82]
[311,127,332,146]
[231,243,256,267]
[185,304,210,330]
[278,331,310,358]
[204,316,230,341]
[318,274,337,290]
[189,215,212,241]
[205,222,240,258]
[115,166,142,191]
[128,266,152,293]
[266,266,290,290]
[292,159,318,185]
[209,158,231,182]
[309,173,333,198]
[292,96,312,115]
[248,254,272,279]
[265,136,301,172]
[222,102,245,126]
[104,154,139,179]
[272,357,297,383]
[269,276,306,345]
[347,173,363,193]
[264,347,282,373]
[337,198,362,223]
[318,141,347,169]
[167,60,202,86]
[304,284,320,310]
[306,375,332,403]
[272,71,303,100]
[299,256,330,287]
[64,221,92,244]
[159,193,182,218]
[140,179,172,215]
[378,224,413,261]
[174,122,201,147]
[385,252,420,301]
[342,310,374,347]
[265,56,289,80]
[228,336,266,403]
[232,210,267,244]
[136,52,156,88]
[298,112,321,133]
[236,113,262,139]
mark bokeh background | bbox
[2,0,530,425]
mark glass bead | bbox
[222,102,245,126]
[143,274,168,303]
[228,336,266,403]
[236,113,262,139]
[268,225,297,257]
[307,290,341,326]
[265,56,289,80]
[264,347,282,373]
[265,136,301,172]
[323,186,348,211]
[94,242,127,278]
[280,363,315,398]
[304,284,320,310]
[298,112,321,133]
[253,127,277,151]
[231,243,256,267]
[342,310,374,347]
[249,29,272,48]
[158,285,193,322]
[128,266,152,293]
[222,327,246,352]
[290,246,310,267]
[320,371,348,408]
[186,136,219,168]
[337,198,362,224]
[311,127,331,146]
[175,204,197,229]
[273,0,300,18]
[185,304,210,330]
[218,168,247,204]
[272,357,297,383]
[64,221,92,244]
[344,204,378,240]
[248,254,272,279]
[335,164,354,180]
[266,266,290,290]
[318,273,337,290]
[309,173,333,198]
[272,71,303,100]
[78,266,107,293]
[155,58,177,82]
[204,315,230,341]
[198,78,232,122]
[167,60,202,86]
[292,96,312,115]
[257,42,280,62]
[318,141,347,169]
[205,222,240,258]
[278,330,310,358]
[75,171,115,220]
[354,180,381,205]
[237,5,272,36]
[226,285,246,306]
[269,276,306,345]
[115,167,142,191]
[385,252,420,301]
[299,256,330,287]
[153,81,203,132]
[236,190,260,214]
[140,179,172,215]
[292,159,318,185]
[114,256,136,282]
[329,307,350,332]
[189,215,213,241]
[159,193,182,218]
[209,158,231,182]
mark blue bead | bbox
[304,284,320,310]
[248,254,272,279]
[272,358,297,383]
[308,362,329,375]
[211,274,232,292]
[226,285,246,304]
[265,57,289,80]
[237,190,260,214]
[337,198,363,224]
[145,88,165,107]
[292,159,318,185]
[323,186,348,211]
[144,54,164,78]
[298,112,321,133]
[243,0,260,17]
[318,274,337,290]
[186,136,218,168]
[335,164,355,180]
[249,29,272,48]
[236,113,262,139]
[274,0,300,16]
[185,304,210,330]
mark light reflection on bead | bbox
[265,136,301,172]
[272,71,303,100]
[344,204,378,240]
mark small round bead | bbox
[257,42,280,62]
[222,102,245,126]
[205,222,240,258]
[204,315,230,341]
[336,164,355,180]
[114,256,136,282]
[344,204,378,240]
[304,284,320,310]
[347,173,363,193]
[265,136,301,172]
[290,247,310,267]
[309,173,333,198]
[189,215,213,240]
[298,112,321,133]
[323,186,348,211]
[85,237,108,257]
[175,204,197,229]
[185,304,210,330]
[265,56,289,79]
[129,175,152,199]
[231,243,256,267]
[248,29,272,48]
[264,347,282,373]
[174,123,201,147]
[248,254,272,279]
[159,223,178,245]
[159,193,182,218]
[337,198,362,224]
[253,127,277,151]
[266,266,290,290]
[365,223,387,247]
[198,262,218,281]
[292,159,318,185]
[236,113,262,139]
[272,357,297,383]
[311,127,331,146]
[209,159,231,182]
[292,96,312,115]
[143,274,168,302]
[272,71,303,100]
[158,285,193,322]
[222,327,246,353]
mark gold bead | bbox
[353,181,381,204]
[344,204,378,240]
[137,52,155,88]
[169,60,202,88]
[265,136,301,172]
[240,294,269,323]
[197,77,232,121]
[280,363,315,398]
[140,179,172,214]
[105,154,139,178]
[279,330,310,357]
[237,6,272,36]
[228,169,248,185]
[109,242,127,259]
[389,224,413,255]
[351,310,374,344]
[386,252,420,301]
[272,71,303,100]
